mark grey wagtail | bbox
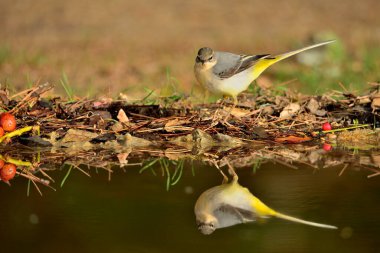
[194,40,334,120]
[195,168,337,235]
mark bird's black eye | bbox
[208,56,213,61]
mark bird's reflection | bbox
[194,165,337,235]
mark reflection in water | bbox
[194,166,337,235]
[1,155,380,253]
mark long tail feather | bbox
[252,40,335,78]
[273,40,335,62]
[274,212,338,229]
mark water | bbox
[0,157,379,253]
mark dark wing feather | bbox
[214,53,270,79]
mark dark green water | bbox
[0,161,379,253]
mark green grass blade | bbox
[139,159,159,173]
[61,165,73,187]
[171,164,183,186]
[252,159,262,173]
[141,88,156,104]
[60,72,74,101]
[150,167,157,176]
[165,162,171,191]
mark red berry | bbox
[0,163,17,181]
[323,143,333,151]
[0,113,16,131]
[0,160,4,169]
[322,122,332,131]
[0,113,17,132]
[0,127,3,137]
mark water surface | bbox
[0,159,379,253]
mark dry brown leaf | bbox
[117,109,130,124]
[164,118,192,132]
[279,103,300,119]
[356,96,371,104]
[371,93,380,110]
[306,98,319,113]
[93,98,112,108]
[274,135,312,144]
[117,152,130,167]
[164,148,190,160]
[165,118,189,127]
[230,107,251,118]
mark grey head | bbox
[196,47,215,64]
[197,220,216,235]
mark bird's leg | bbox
[203,89,209,105]
[212,95,226,122]
[211,160,229,184]
[225,159,239,183]
[222,96,238,123]
[197,89,209,121]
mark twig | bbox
[338,164,349,176]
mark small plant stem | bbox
[322,124,370,134]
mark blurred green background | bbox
[0,0,379,100]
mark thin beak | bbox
[196,56,205,65]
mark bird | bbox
[194,168,337,235]
[194,40,334,121]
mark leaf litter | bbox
[1,82,380,191]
